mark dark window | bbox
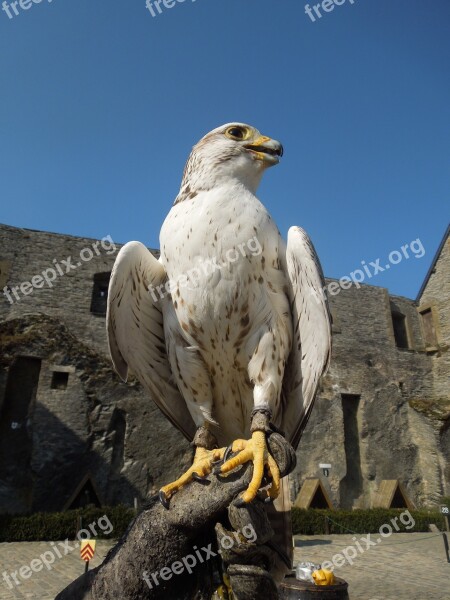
[420,308,437,348]
[391,311,409,349]
[0,357,41,506]
[51,371,69,390]
[340,394,363,509]
[90,272,111,316]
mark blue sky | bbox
[0,0,449,299]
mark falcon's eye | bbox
[225,126,248,141]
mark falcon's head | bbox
[175,123,283,203]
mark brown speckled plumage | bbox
[107,123,331,463]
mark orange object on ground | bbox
[312,568,336,586]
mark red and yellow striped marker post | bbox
[80,540,96,573]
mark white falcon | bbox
[107,123,331,525]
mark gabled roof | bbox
[373,479,415,510]
[293,477,334,509]
[62,472,103,511]
[416,224,450,302]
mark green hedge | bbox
[0,505,135,542]
[291,507,448,535]
[1,501,448,542]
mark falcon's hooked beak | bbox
[244,135,284,166]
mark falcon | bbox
[106,122,331,574]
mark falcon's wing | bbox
[106,241,197,441]
[279,226,332,449]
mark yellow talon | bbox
[159,446,226,506]
[218,430,280,503]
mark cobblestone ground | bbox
[0,540,113,600]
[0,534,449,599]
[294,533,450,600]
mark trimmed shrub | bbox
[0,505,135,542]
[291,507,447,535]
[0,503,447,542]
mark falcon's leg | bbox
[216,410,281,504]
[159,425,226,508]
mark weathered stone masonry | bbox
[0,223,448,513]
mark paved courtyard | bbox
[294,533,450,600]
[0,540,112,600]
[0,533,449,599]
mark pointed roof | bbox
[294,478,334,509]
[416,224,450,302]
[62,472,103,511]
[373,480,415,510]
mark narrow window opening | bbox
[90,272,111,316]
[391,311,409,349]
[420,308,437,348]
[51,371,69,390]
[0,357,41,512]
[340,394,363,509]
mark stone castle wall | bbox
[0,223,448,513]
[0,224,128,355]
[416,230,450,495]
[418,234,450,398]
[293,283,444,509]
